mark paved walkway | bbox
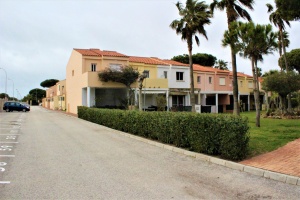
[240,138,300,177]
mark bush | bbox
[78,106,249,161]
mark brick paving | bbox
[240,138,300,177]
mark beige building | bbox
[66,48,130,114]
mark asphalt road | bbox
[0,106,299,199]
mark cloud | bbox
[0,0,299,99]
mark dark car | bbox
[3,101,30,112]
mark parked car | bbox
[3,101,30,112]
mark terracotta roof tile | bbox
[129,56,168,65]
[74,48,128,57]
[229,71,253,78]
[153,58,189,67]
[193,64,229,73]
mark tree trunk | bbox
[188,37,196,112]
[226,10,240,116]
[265,91,269,113]
[280,28,292,112]
[231,47,240,116]
[138,76,144,111]
[252,58,260,127]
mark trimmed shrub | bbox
[78,106,249,161]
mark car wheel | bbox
[22,108,26,112]
[6,108,10,112]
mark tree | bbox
[275,0,300,21]
[98,65,139,108]
[171,53,217,66]
[214,59,228,70]
[267,3,290,72]
[29,88,46,102]
[225,22,278,127]
[262,71,300,113]
[211,0,254,116]
[277,31,290,69]
[170,0,212,112]
[279,48,300,73]
[40,79,59,88]
[267,3,293,112]
[0,93,9,99]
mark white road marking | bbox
[0,181,10,184]
[0,155,15,157]
[0,142,18,144]
[0,134,20,136]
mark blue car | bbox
[3,101,30,112]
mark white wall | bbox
[169,66,190,89]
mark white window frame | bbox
[163,71,168,79]
[176,72,184,81]
[219,77,225,86]
[110,64,122,71]
[248,81,253,88]
[91,63,97,72]
[143,70,150,78]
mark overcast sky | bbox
[0,0,299,99]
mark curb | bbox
[103,126,300,186]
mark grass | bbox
[240,111,300,158]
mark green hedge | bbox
[78,106,249,161]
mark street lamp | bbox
[142,70,148,111]
[8,78,14,101]
[16,89,22,102]
[0,67,7,100]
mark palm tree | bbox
[226,22,278,127]
[215,59,228,70]
[210,0,254,115]
[170,0,212,112]
[277,31,290,71]
[266,3,292,112]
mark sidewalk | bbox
[240,138,300,177]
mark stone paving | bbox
[240,138,300,177]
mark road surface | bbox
[0,106,299,199]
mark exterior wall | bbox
[195,72,215,92]
[66,51,130,114]
[169,66,190,89]
[214,73,231,91]
[66,50,84,114]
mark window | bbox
[197,76,201,83]
[72,70,74,76]
[143,70,150,78]
[62,86,64,92]
[163,71,168,79]
[110,64,122,71]
[209,77,212,84]
[219,77,225,85]
[176,72,184,81]
[91,63,96,72]
[240,81,243,87]
[60,97,65,101]
[248,81,253,88]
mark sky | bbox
[0,0,299,99]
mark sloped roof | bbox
[129,56,168,65]
[193,64,229,73]
[152,58,189,67]
[229,71,253,78]
[74,48,129,57]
